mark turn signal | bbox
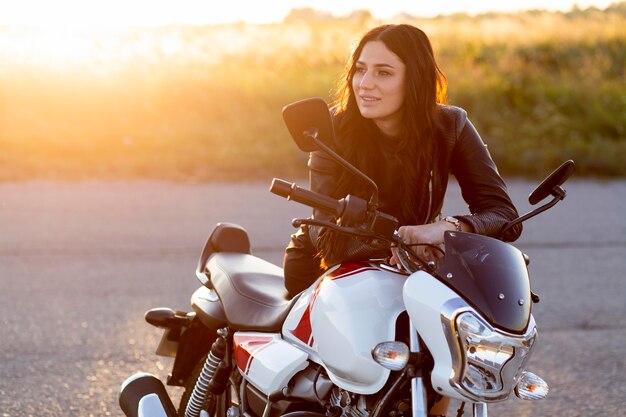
[371,342,410,371]
[514,371,549,400]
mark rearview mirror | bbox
[282,97,381,209]
[500,159,575,237]
[282,97,336,152]
[528,160,575,205]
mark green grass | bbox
[0,4,624,181]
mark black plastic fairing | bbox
[436,232,531,333]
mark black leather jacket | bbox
[283,105,521,295]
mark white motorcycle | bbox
[119,98,575,417]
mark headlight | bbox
[453,311,536,401]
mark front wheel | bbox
[178,354,240,417]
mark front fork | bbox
[472,403,487,417]
[409,320,488,417]
[409,319,428,416]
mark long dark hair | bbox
[331,24,448,224]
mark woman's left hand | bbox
[389,221,456,267]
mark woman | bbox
[284,23,521,294]
[283,24,522,415]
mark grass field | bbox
[1,4,624,181]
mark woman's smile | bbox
[358,94,381,104]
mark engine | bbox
[329,388,370,417]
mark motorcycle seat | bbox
[207,252,298,332]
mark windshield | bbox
[436,232,531,334]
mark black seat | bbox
[207,252,298,331]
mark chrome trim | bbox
[409,320,428,417]
[440,299,537,402]
[473,402,488,417]
[440,298,468,394]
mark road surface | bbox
[0,178,624,416]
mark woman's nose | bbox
[358,71,374,89]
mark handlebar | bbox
[271,177,398,239]
[270,178,442,273]
[270,178,344,217]
[270,178,435,273]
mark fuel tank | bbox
[283,262,407,394]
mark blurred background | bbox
[0,0,624,182]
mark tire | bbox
[178,354,239,417]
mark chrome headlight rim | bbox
[440,300,537,402]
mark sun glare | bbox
[0,0,287,71]
[0,0,620,182]
[0,0,613,71]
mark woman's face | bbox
[352,40,406,137]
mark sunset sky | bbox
[0,0,616,27]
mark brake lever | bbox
[391,234,441,276]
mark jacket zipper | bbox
[426,169,433,223]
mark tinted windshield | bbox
[436,232,531,334]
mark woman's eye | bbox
[379,71,391,76]
[355,67,366,74]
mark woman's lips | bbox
[359,95,380,104]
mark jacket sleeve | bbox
[450,118,522,242]
[309,151,340,205]
[307,150,340,254]
[284,150,338,259]
[281,150,339,294]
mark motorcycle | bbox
[119,98,575,417]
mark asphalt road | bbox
[0,178,624,417]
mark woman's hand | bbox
[389,221,457,267]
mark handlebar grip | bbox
[270,178,343,216]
